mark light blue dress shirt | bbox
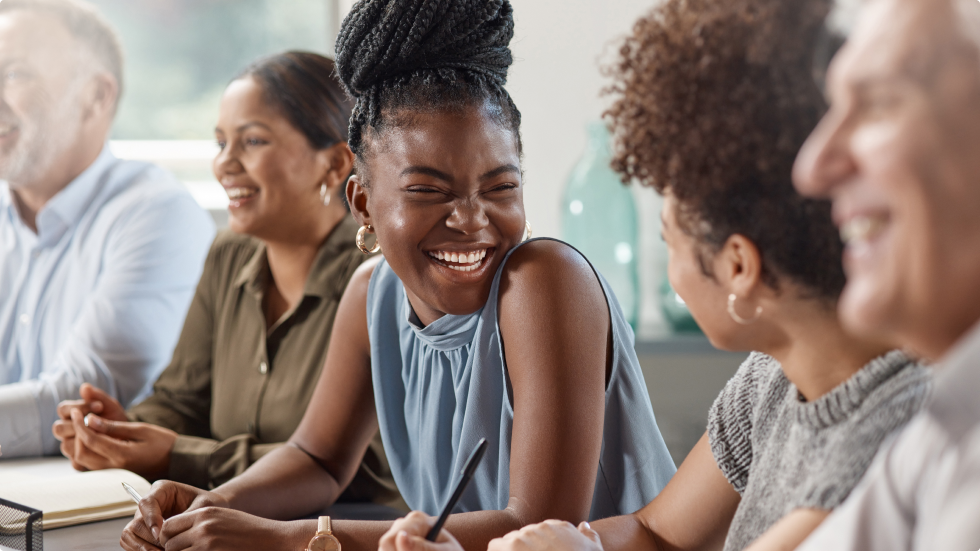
[0,145,215,457]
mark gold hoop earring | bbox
[320,183,331,207]
[523,221,533,241]
[728,293,762,325]
[356,224,381,254]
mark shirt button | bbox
[19,314,29,325]
[259,361,268,375]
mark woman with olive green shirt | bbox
[52,52,401,508]
[125,218,395,498]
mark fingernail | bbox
[84,413,93,427]
[583,521,592,530]
[151,526,159,540]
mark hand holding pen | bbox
[378,438,488,551]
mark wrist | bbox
[286,519,320,550]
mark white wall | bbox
[508,0,668,334]
[508,0,656,238]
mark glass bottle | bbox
[561,122,640,329]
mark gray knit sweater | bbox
[708,350,930,551]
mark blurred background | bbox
[95,0,747,464]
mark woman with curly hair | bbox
[118,1,677,550]
[407,1,931,551]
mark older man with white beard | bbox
[0,0,213,458]
[791,0,980,549]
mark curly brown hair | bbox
[605,0,845,300]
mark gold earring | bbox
[727,293,762,325]
[356,224,381,254]
[320,183,331,206]
[523,221,533,241]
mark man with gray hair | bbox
[792,0,980,548]
[0,0,214,457]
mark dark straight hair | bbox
[236,51,354,150]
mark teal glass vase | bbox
[561,122,640,329]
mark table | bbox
[45,518,130,551]
[0,457,404,551]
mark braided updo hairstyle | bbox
[605,0,845,302]
[334,0,521,176]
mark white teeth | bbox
[226,187,258,200]
[426,248,489,270]
[840,216,887,245]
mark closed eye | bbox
[486,183,518,193]
[406,186,445,194]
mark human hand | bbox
[488,520,602,551]
[378,511,464,551]
[128,506,292,551]
[120,480,230,550]
[65,409,177,479]
[53,383,128,469]
[56,382,129,424]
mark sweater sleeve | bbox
[707,352,777,494]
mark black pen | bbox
[426,438,489,541]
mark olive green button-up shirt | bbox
[128,216,401,506]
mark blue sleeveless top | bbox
[366,239,676,520]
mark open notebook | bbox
[0,458,151,530]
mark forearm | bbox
[0,383,47,457]
[167,434,282,489]
[214,444,343,520]
[0,366,111,457]
[333,508,526,551]
[593,512,662,551]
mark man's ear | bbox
[80,72,119,123]
[318,142,355,194]
[347,174,371,227]
[714,234,764,298]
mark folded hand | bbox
[59,408,177,479]
[53,383,129,470]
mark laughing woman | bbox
[53,52,399,506]
[119,2,675,551]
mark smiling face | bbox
[793,0,980,358]
[348,106,524,325]
[0,11,89,187]
[213,76,337,240]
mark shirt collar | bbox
[35,144,117,243]
[234,215,362,300]
[927,318,980,439]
